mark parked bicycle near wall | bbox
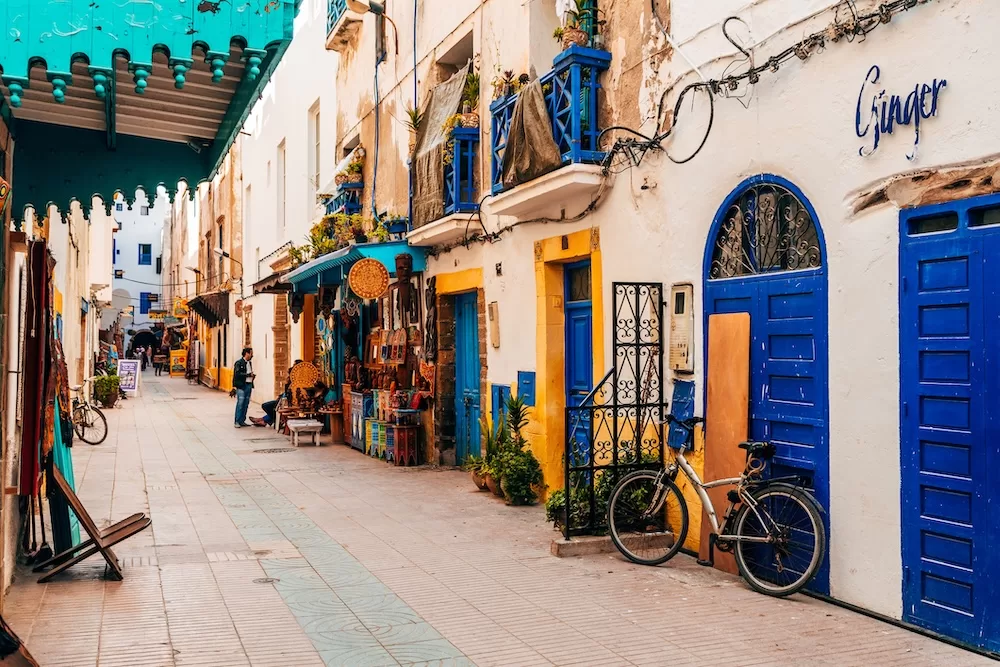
[606,415,825,597]
[70,378,108,445]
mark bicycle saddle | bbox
[69,385,83,392]
[738,441,776,459]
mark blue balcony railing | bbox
[444,128,480,216]
[490,46,612,195]
[328,0,348,33]
[326,182,363,216]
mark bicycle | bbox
[606,415,825,597]
[70,378,109,445]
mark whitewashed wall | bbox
[111,189,169,333]
[241,0,339,402]
[423,0,999,618]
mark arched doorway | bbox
[702,174,830,593]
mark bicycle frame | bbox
[672,450,775,544]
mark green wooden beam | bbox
[12,120,207,215]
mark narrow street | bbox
[3,376,985,667]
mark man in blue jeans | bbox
[233,347,255,428]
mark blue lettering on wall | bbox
[855,65,946,160]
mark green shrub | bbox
[94,375,120,406]
[499,447,543,505]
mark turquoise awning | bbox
[283,241,427,294]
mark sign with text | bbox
[117,359,140,393]
[856,65,947,160]
[149,310,169,321]
[170,350,187,377]
[114,270,124,279]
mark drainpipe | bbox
[408,0,417,229]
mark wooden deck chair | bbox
[32,466,151,583]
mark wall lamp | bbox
[347,0,399,54]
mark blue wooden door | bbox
[900,210,998,650]
[705,271,830,594]
[565,262,593,462]
[455,292,481,463]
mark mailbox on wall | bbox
[517,371,536,406]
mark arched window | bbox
[709,181,822,279]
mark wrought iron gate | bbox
[562,282,667,538]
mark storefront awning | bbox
[187,291,229,328]
[252,271,293,295]
[283,241,428,293]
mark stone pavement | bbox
[5,375,989,667]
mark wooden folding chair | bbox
[32,467,151,583]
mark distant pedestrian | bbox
[233,347,255,428]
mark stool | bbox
[287,419,323,447]
[388,425,419,466]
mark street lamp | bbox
[214,248,244,297]
[346,0,398,53]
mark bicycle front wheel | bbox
[733,483,825,597]
[73,404,108,445]
[608,470,688,566]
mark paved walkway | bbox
[5,375,989,666]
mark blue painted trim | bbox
[444,128,480,216]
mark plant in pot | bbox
[481,415,507,496]
[404,103,424,157]
[94,374,120,409]
[556,0,597,50]
[493,69,516,100]
[497,394,545,505]
[384,213,409,235]
[369,219,390,243]
[336,158,364,186]
[441,114,464,167]
[460,71,480,128]
[463,454,488,491]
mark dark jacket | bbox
[234,358,253,389]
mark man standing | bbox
[233,347,255,428]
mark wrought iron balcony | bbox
[326,0,365,53]
[444,128,480,216]
[490,46,612,195]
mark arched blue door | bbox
[703,174,830,594]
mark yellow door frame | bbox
[531,228,604,496]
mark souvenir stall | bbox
[282,241,432,464]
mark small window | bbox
[674,290,686,315]
[566,264,591,302]
[969,206,1000,228]
[907,213,958,235]
[115,203,123,212]
[155,256,162,275]
[140,205,149,216]
[138,243,152,265]
[113,239,117,266]
[140,292,153,315]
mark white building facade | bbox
[110,189,169,336]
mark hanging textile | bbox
[48,399,80,552]
[501,79,563,189]
[413,63,471,227]
[19,242,48,494]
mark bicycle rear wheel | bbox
[608,470,688,566]
[73,404,108,445]
[732,483,825,597]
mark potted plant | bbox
[496,394,544,505]
[556,0,597,50]
[494,69,516,100]
[404,103,424,157]
[463,455,489,490]
[460,71,480,128]
[441,114,464,167]
[385,215,409,235]
[335,158,364,186]
[369,219,390,243]
[481,415,506,496]
[94,374,120,409]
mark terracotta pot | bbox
[98,393,118,409]
[460,112,480,129]
[471,471,488,491]
[562,27,589,49]
[335,173,349,185]
[485,474,502,496]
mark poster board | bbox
[700,312,750,575]
[170,350,187,378]
[117,359,140,393]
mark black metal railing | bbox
[562,282,667,538]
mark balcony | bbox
[489,46,611,218]
[326,182,364,216]
[407,127,481,248]
[326,0,366,53]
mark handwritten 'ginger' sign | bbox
[856,65,947,160]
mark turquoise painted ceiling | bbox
[0,0,301,212]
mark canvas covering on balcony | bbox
[501,79,562,190]
[413,63,469,228]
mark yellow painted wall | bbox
[530,229,604,499]
[53,288,63,316]
[436,268,483,296]
[219,368,234,392]
[673,427,706,552]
